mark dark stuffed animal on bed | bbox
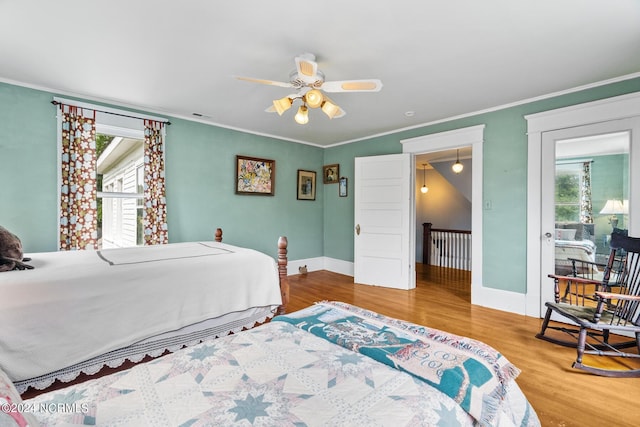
[0,226,33,271]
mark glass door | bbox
[541,120,634,311]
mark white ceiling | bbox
[1,1,639,147]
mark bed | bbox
[554,223,597,275]
[0,229,289,394]
[1,301,540,427]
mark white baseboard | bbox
[286,257,354,277]
[322,257,354,276]
[472,284,528,316]
[286,257,324,276]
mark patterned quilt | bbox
[273,302,539,427]
[23,303,539,427]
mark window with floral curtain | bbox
[59,104,98,250]
[143,119,168,245]
[57,100,169,250]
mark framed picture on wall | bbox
[297,169,316,200]
[323,164,339,184]
[339,177,348,197]
[235,155,275,195]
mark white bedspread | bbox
[0,241,282,382]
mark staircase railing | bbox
[423,222,472,270]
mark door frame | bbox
[525,92,640,317]
[401,125,485,305]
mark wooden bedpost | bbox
[277,236,289,315]
[214,228,223,242]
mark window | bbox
[555,163,583,223]
[97,135,144,249]
[56,97,167,250]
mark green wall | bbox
[322,77,640,293]
[0,82,324,260]
[2,78,640,294]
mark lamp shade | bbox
[321,100,340,119]
[304,89,324,108]
[273,97,293,116]
[294,105,309,124]
[599,199,626,215]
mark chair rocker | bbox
[536,232,640,377]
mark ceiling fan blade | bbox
[321,79,383,93]
[234,76,293,88]
[295,54,319,83]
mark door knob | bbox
[544,232,552,238]
[355,224,360,235]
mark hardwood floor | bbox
[287,266,640,427]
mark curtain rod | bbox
[51,100,171,125]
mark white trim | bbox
[400,126,493,310]
[525,91,640,317]
[525,92,640,133]
[471,287,527,316]
[325,72,640,148]
[323,257,355,277]
[285,257,353,277]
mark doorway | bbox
[415,149,472,267]
[401,125,485,305]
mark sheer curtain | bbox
[59,104,98,250]
[143,119,168,245]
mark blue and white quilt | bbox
[274,302,539,427]
[24,302,539,427]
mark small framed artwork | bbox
[339,176,348,197]
[235,155,275,195]
[323,164,339,184]
[297,169,316,200]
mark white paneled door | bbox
[354,153,415,290]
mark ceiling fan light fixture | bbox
[304,89,324,108]
[321,100,340,119]
[294,105,309,124]
[273,96,293,116]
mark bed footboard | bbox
[216,228,288,314]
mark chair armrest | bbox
[547,274,601,286]
[595,291,640,301]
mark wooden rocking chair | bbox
[536,232,640,377]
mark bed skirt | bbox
[14,305,276,393]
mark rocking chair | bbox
[536,232,640,377]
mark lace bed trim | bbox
[16,310,274,394]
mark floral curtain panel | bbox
[580,161,593,224]
[143,119,168,245]
[59,104,98,250]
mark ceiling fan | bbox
[235,53,383,124]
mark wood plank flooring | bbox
[287,266,640,427]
